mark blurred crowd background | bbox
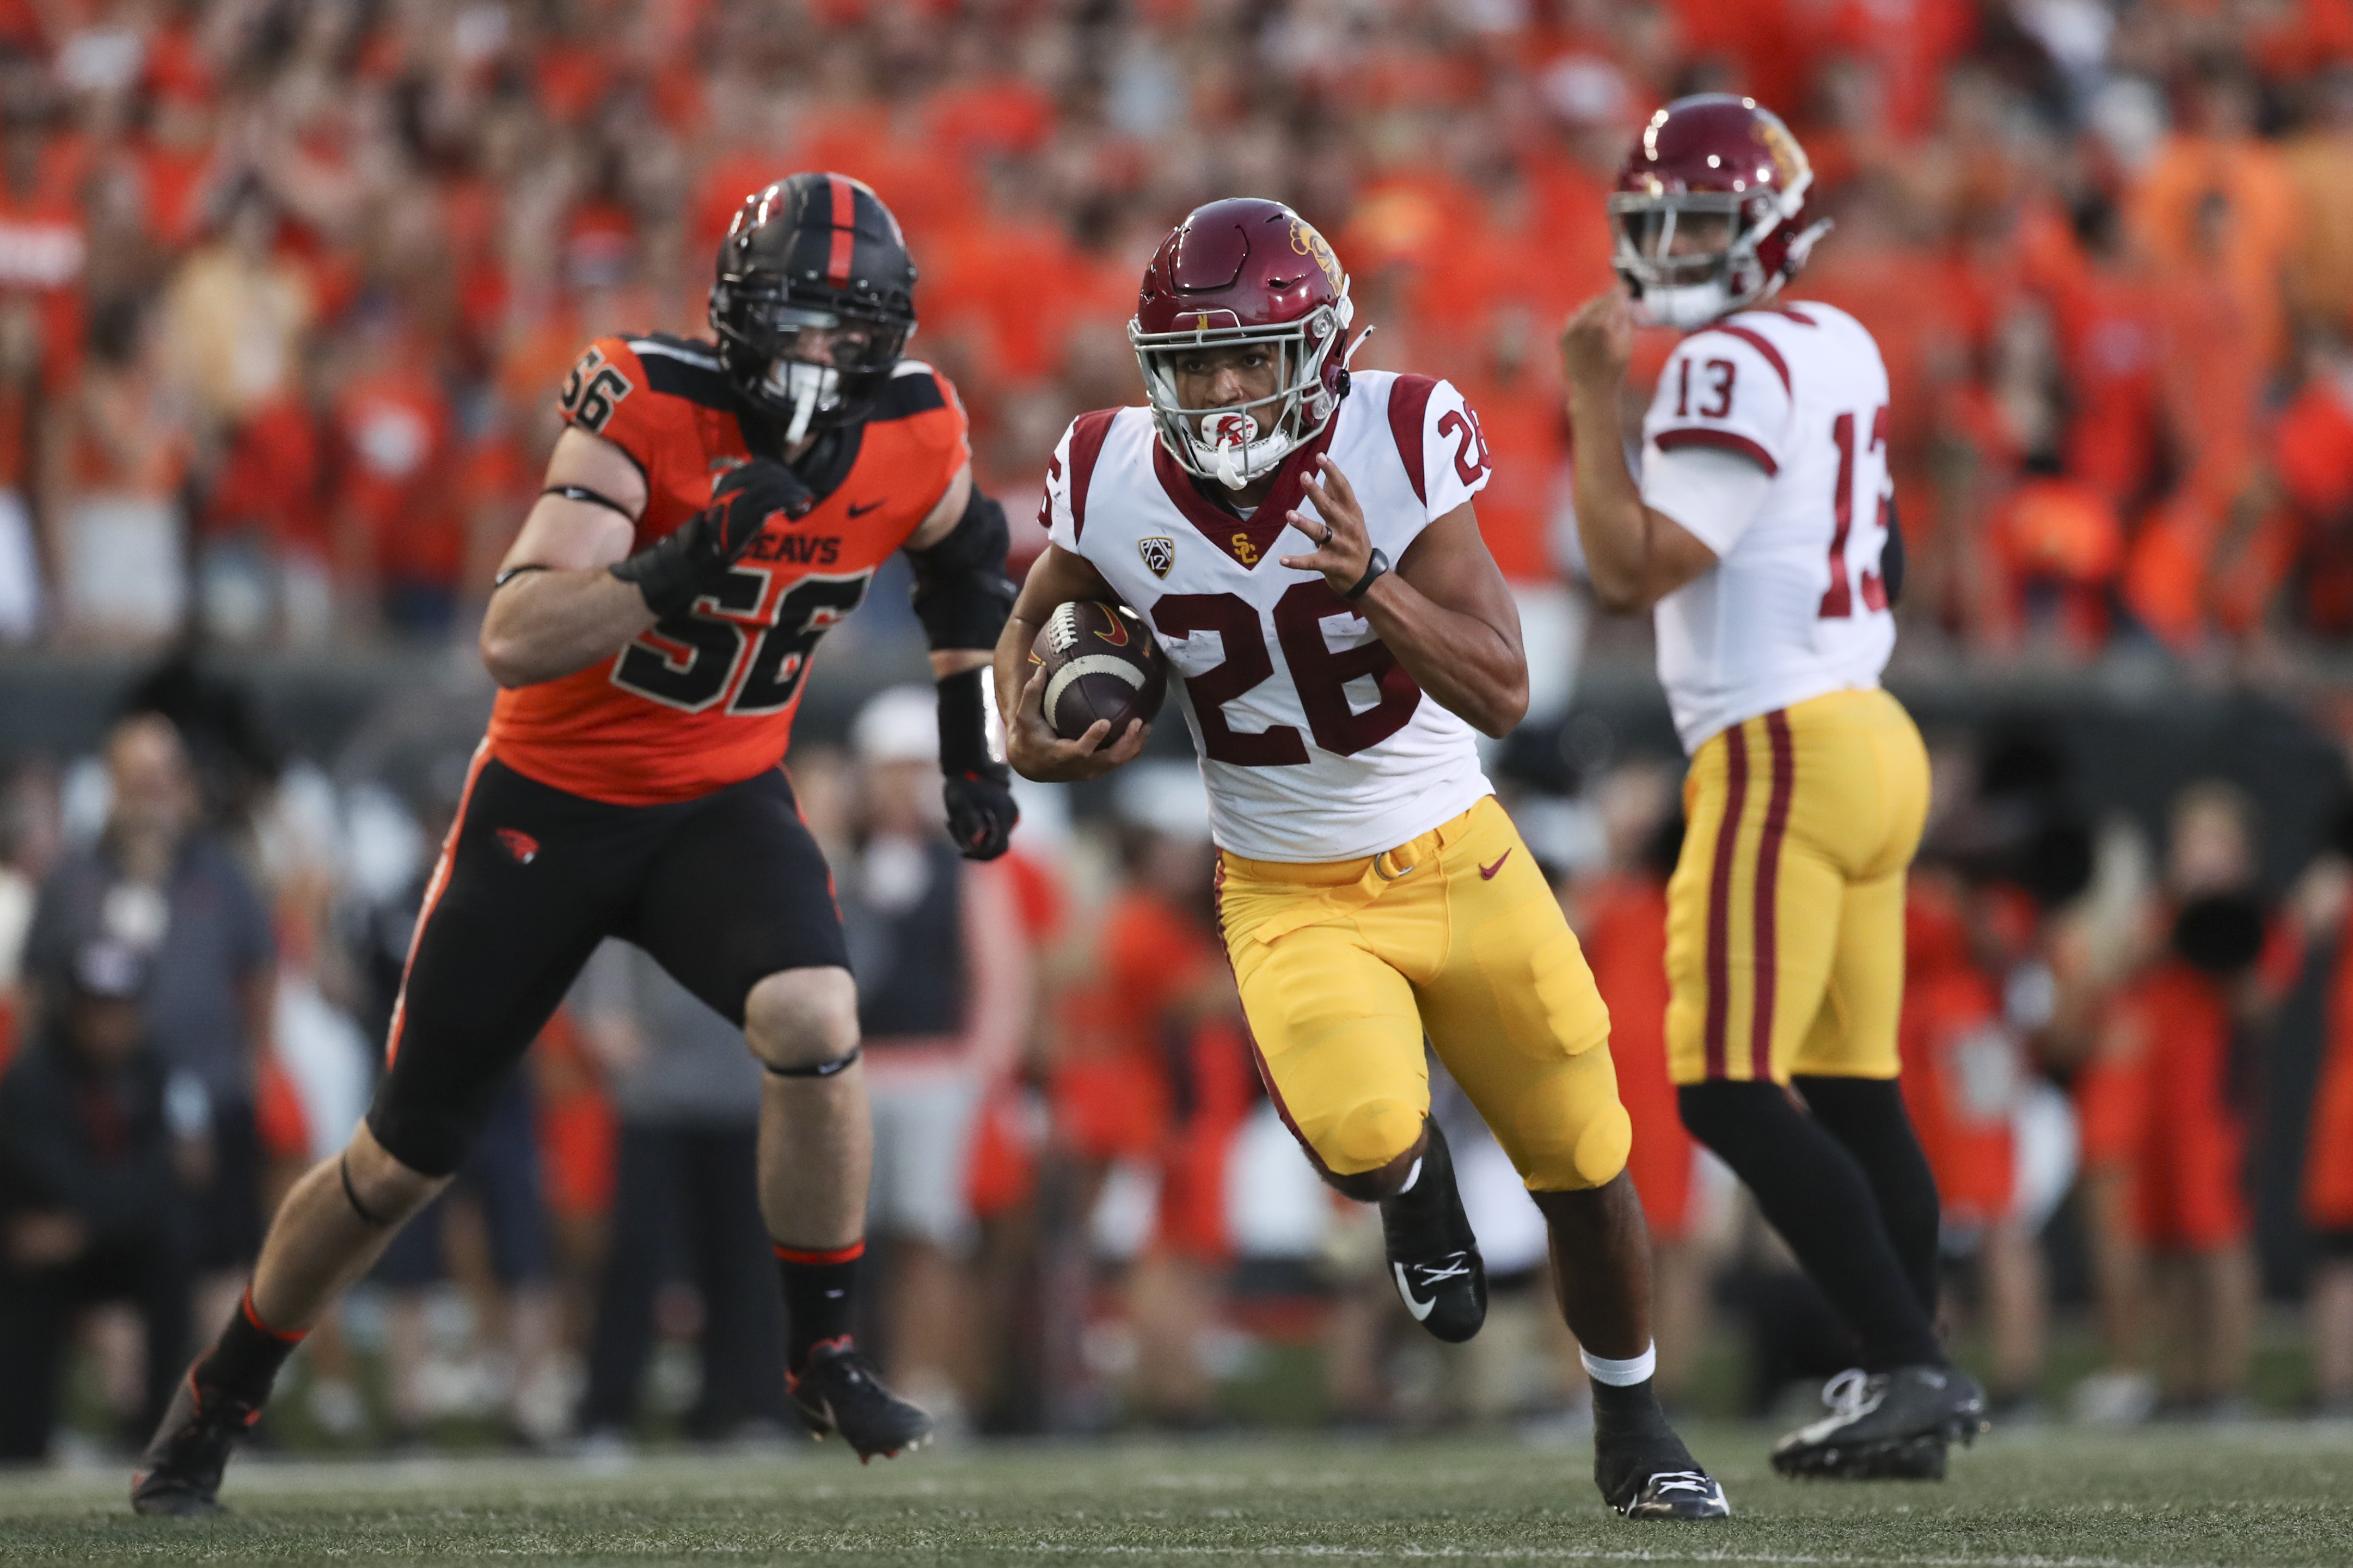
[15,0,2353,1464]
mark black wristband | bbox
[1343,546,1390,602]
[493,563,550,590]
[935,666,996,778]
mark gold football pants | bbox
[1215,795,1629,1192]
[1665,687,1930,1086]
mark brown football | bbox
[1030,601,1168,742]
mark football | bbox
[1030,600,1168,742]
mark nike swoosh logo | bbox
[1094,606,1129,646]
[1479,849,1512,880]
[1392,1263,1436,1322]
[847,499,885,517]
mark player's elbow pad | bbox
[907,486,1015,650]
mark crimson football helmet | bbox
[1610,95,1830,329]
[709,173,917,443]
[1130,198,1357,490]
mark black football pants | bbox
[367,753,847,1177]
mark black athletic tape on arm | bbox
[763,1045,862,1079]
[340,1152,391,1227]
[906,485,1014,651]
[542,483,638,521]
[936,666,993,779]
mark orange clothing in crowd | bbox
[2129,133,2300,372]
[532,1006,616,1223]
[1052,890,1213,1163]
[1579,873,1695,1241]
[2304,914,2353,1233]
[200,397,326,555]
[1453,368,1561,584]
[0,182,87,392]
[2055,267,2165,507]
[334,363,461,591]
[1897,882,2015,1228]
[2080,939,2282,1250]
[1986,474,2123,651]
[1052,887,1253,1257]
[2281,127,2353,329]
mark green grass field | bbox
[3,1424,2349,1567]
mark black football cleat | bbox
[1379,1121,1487,1343]
[1771,1364,1987,1480]
[1594,1412,1731,1520]
[788,1338,933,1462]
[131,1370,260,1516]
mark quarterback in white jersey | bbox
[1562,94,1982,1481]
[994,198,1727,1521]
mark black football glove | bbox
[935,666,1017,860]
[943,763,1019,862]
[610,458,814,618]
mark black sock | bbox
[1793,1075,1943,1321]
[774,1240,862,1372]
[1590,1375,1665,1434]
[1678,1080,1944,1370]
[194,1291,304,1409]
[1378,1118,1455,1236]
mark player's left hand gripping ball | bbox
[611,457,816,617]
[943,763,1019,862]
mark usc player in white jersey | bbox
[992,198,1726,1521]
[1562,95,1986,1479]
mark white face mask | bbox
[1634,279,1737,329]
[762,359,841,445]
[1186,407,1295,490]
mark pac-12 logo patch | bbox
[495,828,540,865]
[1138,537,1175,579]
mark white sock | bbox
[1580,1343,1658,1387]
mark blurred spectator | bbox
[1898,864,2046,1413]
[2075,783,2290,1420]
[2307,849,2353,1415]
[573,939,787,1446]
[22,713,273,1332]
[55,297,191,644]
[370,1074,563,1447]
[0,291,53,642]
[1043,762,1252,1428]
[838,686,1032,1431]
[1565,761,1709,1407]
[0,940,198,1459]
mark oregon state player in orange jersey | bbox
[132,175,1020,1514]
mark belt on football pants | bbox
[1217,799,1488,946]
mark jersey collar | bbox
[1150,416,1338,570]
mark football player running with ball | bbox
[133,175,1019,1513]
[994,198,1728,1522]
[1562,95,1987,1478]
